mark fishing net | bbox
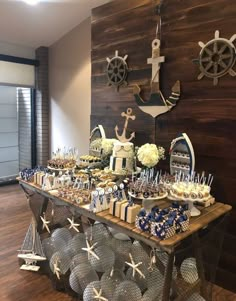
[155,250,169,265]
[66,233,87,257]
[126,266,148,292]
[109,236,132,261]
[146,267,164,291]
[101,269,125,299]
[89,245,115,273]
[130,240,150,265]
[44,202,72,227]
[70,253,89,271]
[85,223,111,246]
[51,228,72,244]
[142,286,162,301]
[69,265,83,295]
[112,280,143,301]
[83,281,110,301]
[49,249,71,275]
[70,263,99,292]
[113,255,126,271]
[187,293,206,301]
[42,236,67,259]
[180,257,199,284]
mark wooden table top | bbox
[18,179,232,253]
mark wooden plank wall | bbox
[91,0,236,291]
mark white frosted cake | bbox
[109,141,134,174]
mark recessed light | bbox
[23,0,40,5]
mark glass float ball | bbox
[69,265,83,295]
[101,269,125,299]
[73,263,99,291]
[126,266,148,293]
[49,250,71,275]
[187,293,206,301]
[42,237,66,259]
[85,223,111,246]
[89,245,115,273]
[147,267,164,291]
[112,280,142,301]
[180,258,199,284]
[70,253,88,271]
[51,228,72,244]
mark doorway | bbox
[0,85,33,184]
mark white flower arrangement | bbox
[137,143,165,168]
[101,138,118,156]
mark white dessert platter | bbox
[128,191,168,212]
[128,190,168,201]
[47,165,76,172]
[167,193,214,217]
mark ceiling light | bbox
[23,0,40,5]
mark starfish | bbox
[93,287,108,301]
[40,213,50,233]
[125,253,145,279]
[53,257,61,280]
[82,239,100,260]
[67,216,80,232]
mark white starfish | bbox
[125,253,145,279]
[67,216,80,232]
[82,239,100,260]
[40,213,50,233]
[93,287,108,301]
[53,258,61,280]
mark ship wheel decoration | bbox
[195,30,236,86]
[106,50,129,90]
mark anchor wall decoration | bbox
[133,25,181,118]
[115,108,136,143]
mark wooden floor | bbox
[0,184,235,301]
[0,184,76,301]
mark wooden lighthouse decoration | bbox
[133,25,181,118]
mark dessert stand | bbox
[168,195,201,217]
[128,191,168,212]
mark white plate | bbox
[128,191,168,201]
[47,165,75,171]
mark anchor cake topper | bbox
[115,108,136,143]
[133,24,181,118]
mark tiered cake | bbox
[109,141,134,174]
[109,107,136,174]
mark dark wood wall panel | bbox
[91,0,236,291]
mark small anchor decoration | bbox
[115,108,136,143]
[133,25,181,118]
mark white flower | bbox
[137,143,165,168]
[101,138,118,156]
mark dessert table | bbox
[18,178,232,301]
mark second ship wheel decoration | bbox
[195,30,236,86]
[106,50,129,90]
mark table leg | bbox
[161,251,175,301]
[20,183,49,232]
[192,233,209,300]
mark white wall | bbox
[0,40,35,59]
[49,18,91,157]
